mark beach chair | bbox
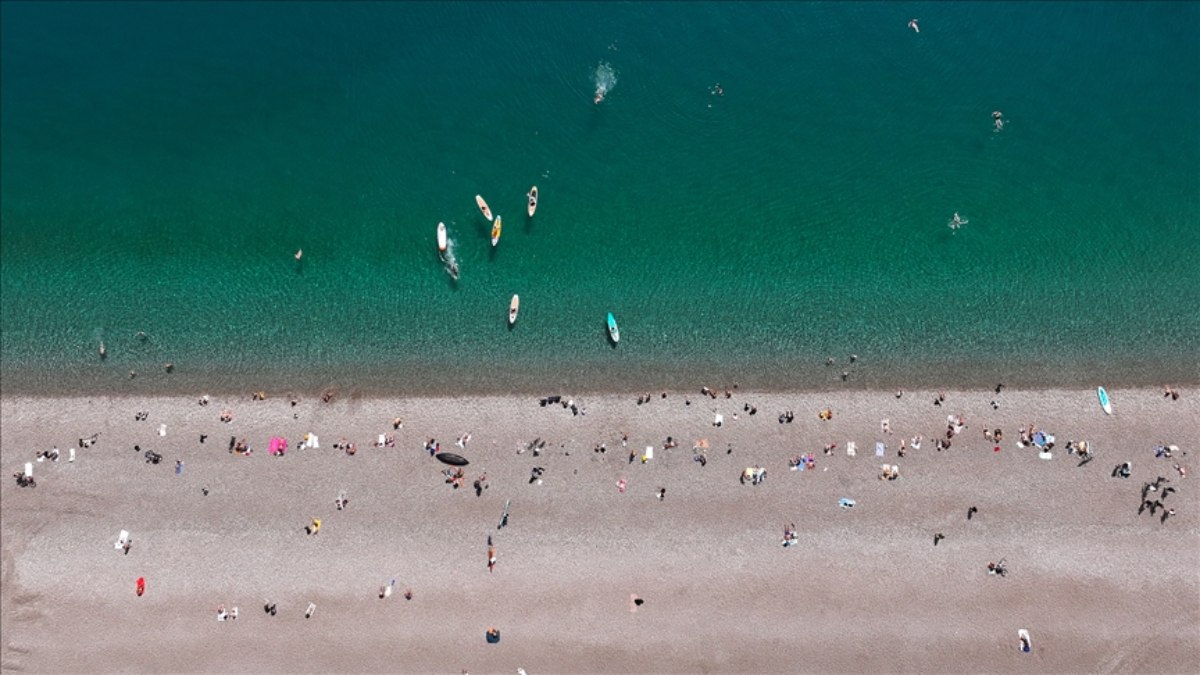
[846,442,857,457]
[115,530,130,550]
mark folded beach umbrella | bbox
[435,452,469,466]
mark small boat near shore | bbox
[527,186,538,217]
[476,195,494,222]
[509,295,520,325]
[491,216,502,247]
[607,312,620,344]
[1097,386,1113,415]
[437,222,447,252]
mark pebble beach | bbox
[3,387,1197,673]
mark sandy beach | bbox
[2,387,1197,673]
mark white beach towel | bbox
[643,446,654,461]
[24,462,32,477]
[713,413,724,426]
[378,434,386,446]
[846,442,857,457]
[1039,451,1052,460]
[875,442,886,457]
[115,530,129,549]
[69,447,76,463]
[158,424,167,437]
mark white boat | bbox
[437,222,447,252]
[509,295,520,325]
[476,195,494,222]
[606,312,620,343]
[491,216,502,247]
[527,186,538,217]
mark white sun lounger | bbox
[846,442,857,457]
[115,530,130,549]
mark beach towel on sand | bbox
[875,442,885,457]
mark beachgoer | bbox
[656,487,666,501]
[968,506,978,520]
[933,533,944,546]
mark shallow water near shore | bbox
[2,2,1198,395]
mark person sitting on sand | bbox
[305,518,321,535]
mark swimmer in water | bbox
[908,19,919,33]
[992,111,1004,132]
[294,249,303,260]
[949,212,968,232]
[594,91,605,105]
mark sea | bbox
[2,1,1198,396]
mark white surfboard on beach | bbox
[1097,386,1113,415]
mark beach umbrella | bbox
[436,452,469,466]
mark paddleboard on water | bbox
[437,222,447,252]
[491,216,502,247]
[1097,386,1113,415]
[476,195,494,222]
[509,294,520,325]
[527,186,538,217]
[607,312,620,343]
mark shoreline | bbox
[3,352,1198,398]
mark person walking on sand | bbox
[967,506,978,520]
[1161,508,1176,523]
[933,533,945,546]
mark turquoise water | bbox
[3,1,1198,395]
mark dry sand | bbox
[2,387,1198,674]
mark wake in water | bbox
[441,238,459,281]
[593,62,617,105]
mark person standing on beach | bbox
[933,533,945,546]
[968,506,978,520]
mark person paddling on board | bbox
[908,19,920,33]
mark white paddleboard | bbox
[437,222,447,252]
[476,195,494,222]
[509,294,520,325]
[1097,386,1113,415]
